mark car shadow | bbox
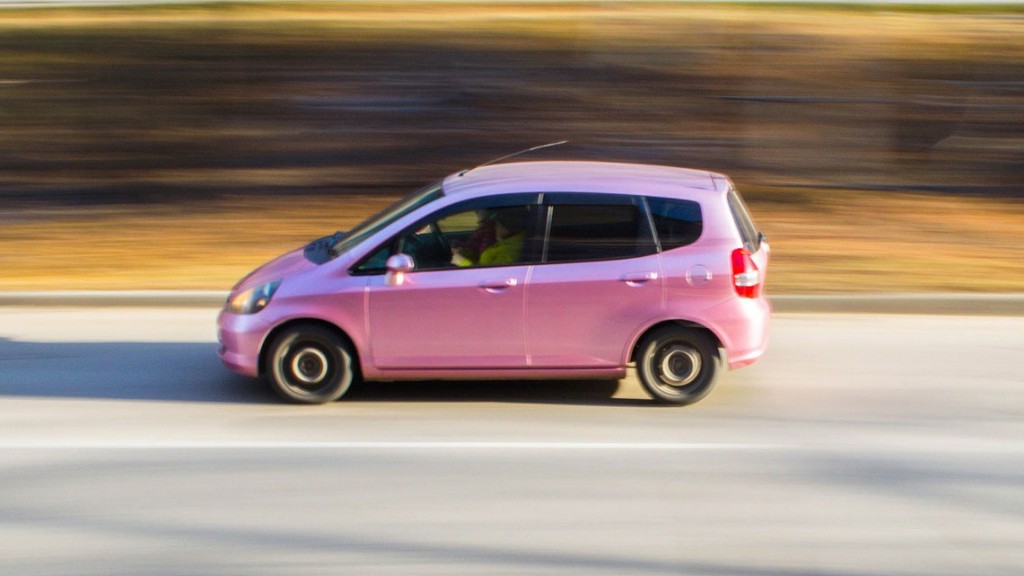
[0,338,647,406]
[347,378,632,405]
[0,338,273,404]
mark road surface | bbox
[0,307,1022,575]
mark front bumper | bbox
[216,309,272,377]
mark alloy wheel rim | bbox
[290,346,330,385]
[657,344,701,387]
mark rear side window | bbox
[544,196,656,263]
[646,197,703,250]
[727,189,762,252]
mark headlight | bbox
[227,280,281,315]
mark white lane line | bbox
[0,440,792,451]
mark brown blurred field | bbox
[1,2,1023,292]
[3,187,1023,293]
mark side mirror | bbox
[385,254,415,286]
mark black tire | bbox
[265,325,357,404]
[636,326,720,406]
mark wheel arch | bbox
[628,320,723,364]
[258,318,361,378]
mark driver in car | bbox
[452,208,526,267]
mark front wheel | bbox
[265,325,357,404]
[636,327,720,406]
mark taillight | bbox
[731,248,761,298]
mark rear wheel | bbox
[265,325,356,404]
[636,327,719,406]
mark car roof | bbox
[441,161,729,198]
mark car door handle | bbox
[479,278,518,292]
[620,272,658,286]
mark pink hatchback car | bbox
[218,161,770,405]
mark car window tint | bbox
[435,211,480,235]
[727,189,761,252]
[435,205,536,270]
[647,197,703,250]
[351,193,540,274]
[544,203,655,263]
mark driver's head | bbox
[493,208,528,237]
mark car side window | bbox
[543,194,657,263]
[727,189,762,253]
[351,193,540,274]
[646,197,703,251]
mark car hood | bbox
[232,247,316,293]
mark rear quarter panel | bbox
[646,187,770,368]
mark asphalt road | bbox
[0,307,1022,575]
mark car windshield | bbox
[329,181,444,258]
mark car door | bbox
[361,193,541,370]
[525,194,663,368]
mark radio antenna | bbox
[459,140,568,176]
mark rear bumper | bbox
[216,309,271,378]
[724,343,766,369]
[706,295,771,370]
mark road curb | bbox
[0,291,1022,315]
[0,291,226,308]
[770,294,1024,316]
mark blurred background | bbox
[2,8,1023,574]
[1,1,1023,292]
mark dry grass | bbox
[2,189,1023,293]
[749,189,1024,293]
[0,195,390,290]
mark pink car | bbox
[218,161,770,405]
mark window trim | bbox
[640,196,663,253]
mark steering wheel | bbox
[429,223,451,255]
[400,223,451,268]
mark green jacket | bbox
[460,232,524,267]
